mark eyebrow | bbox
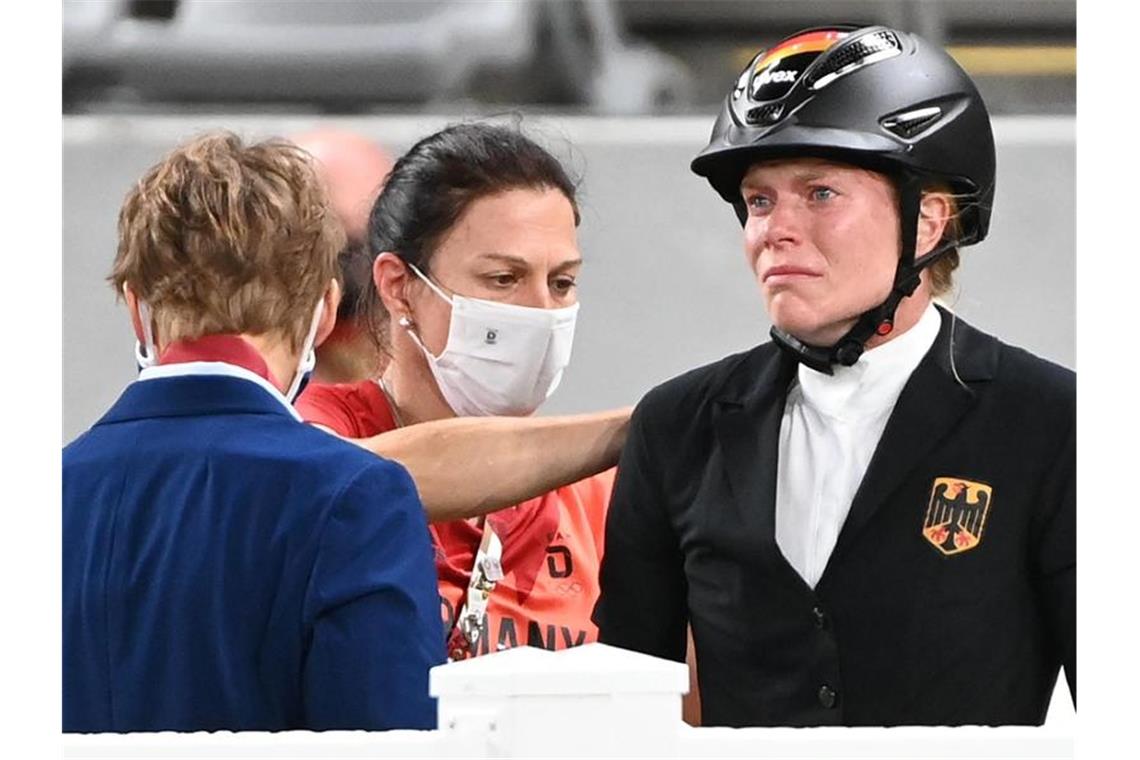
[477,252,583,271]
[741,169,837,193]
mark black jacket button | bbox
[812,606,827,629]
[818,685,838,709]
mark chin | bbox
[768,294,872,347]
[775,324,831,347]
[770,312,850,347]
[768,301,821,343]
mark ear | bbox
[373,252,414,321]
[122,284,146,343]
[916,192,953,258]
[313,278,341,348]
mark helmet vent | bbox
[746,103,785,125]
[881,106,944,139]
[807,30,902,91]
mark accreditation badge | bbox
[922,477,993,556]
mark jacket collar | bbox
[96,364,302,427]
[713,304,997,408]
[922,303,1000,384]
[158,334,274,381]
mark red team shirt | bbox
[296,381,614,657]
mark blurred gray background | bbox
[64,0,1077,436]
[64,114,1074,440]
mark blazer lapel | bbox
[714,347,799,569]
[830,307,997,560]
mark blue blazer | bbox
[63,369,445,732]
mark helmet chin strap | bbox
[771,174,955,375]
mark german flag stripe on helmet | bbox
[752,29,847,75]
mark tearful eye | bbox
[746,194,773,213]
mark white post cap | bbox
[430,642,688,698]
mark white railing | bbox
[63,643,1074,759]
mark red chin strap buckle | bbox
[875,319,894,336]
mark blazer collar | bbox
[95,369,302,427]
[712,304,997,407]
[923,303,1000,383]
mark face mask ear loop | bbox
[402,262,457,362]
[406,261,455,306]
[285,298,325,402]
[400,317,440,361]
[127,284,159,369]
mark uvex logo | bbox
[756,68,797,86]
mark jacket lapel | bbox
[714,346,799,568]
[830,307,998,560]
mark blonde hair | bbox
[108,131,345,352]
[924,185,965,298]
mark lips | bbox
[762,265,822,282]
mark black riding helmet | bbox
[691,25,996,373]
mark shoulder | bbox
[188,414,415,508]
[636,343,779,425]
[993,340,1076,438]
[64,413,421,544]
[288,427,426,555]
[951,315,1075,410]
[296,380,393,438]
[299,379,379,407]
[995,339,1075,402]
[285,420,411,486]
[62,428,100,464]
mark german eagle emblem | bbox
[922,477,993,556]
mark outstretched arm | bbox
[353,408,632,523]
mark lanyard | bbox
[374,377,506,660]
[447,518,503,661]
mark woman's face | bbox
[740,158,901,346]
[408,186,581,356]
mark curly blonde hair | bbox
[109,131,345,352]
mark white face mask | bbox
[403,262,579,417]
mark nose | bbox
[518,278,557,310]
[761,196,804,248]
[744,197,803,266]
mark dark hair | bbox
[361,122,580,355]
[334,239,373,322]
